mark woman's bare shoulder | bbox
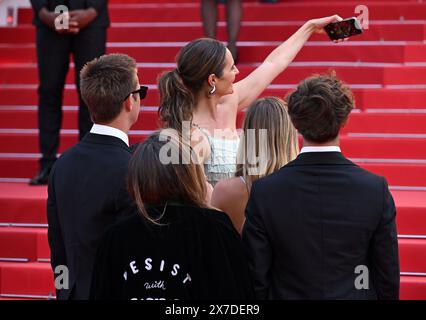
[212,178,246,206]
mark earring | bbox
[209,85,216,95]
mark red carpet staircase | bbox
[0,0,426,299]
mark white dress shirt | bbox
[300,146,341,153]
[90,124,129,147]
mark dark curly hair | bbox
[286,73,354,143]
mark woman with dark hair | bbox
[158,15,343,186]
[90,131,254,300]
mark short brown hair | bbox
[286,73,354,143]
[128,130,208,224]
[80,53,137,123]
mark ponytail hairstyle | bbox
[158,38,227,130]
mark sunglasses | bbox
[123,86,148,102]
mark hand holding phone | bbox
[324,17,363,41]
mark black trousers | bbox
[36,25,107,169]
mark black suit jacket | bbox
[242,152,400,300]
[47,133,135,300]
[30,0,109,28]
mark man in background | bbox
[29,0,109,185]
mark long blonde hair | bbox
[236,97,299,188]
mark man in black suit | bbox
[29,0,109,185]
[242,74,400,300]
[47,53,148,300]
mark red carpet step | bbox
[0,183,47,224]
[1,42,426,64]
[0,259,425,299]
[2,157,425,187]
[1,226,425,272]
[2,261,424,300]
[1,64,426,86]
[0,262,55,299]
[16,3,426,24]
[1,186,426,235]
[395,191,426,235]
[0,227,48,262]
[1,132,426,160]
[1,87,426,109]
[400,276,426,300]
[1,23,424,43]
[1,108,426,134]
[399,239,426,273]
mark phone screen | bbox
[324,18,363,41]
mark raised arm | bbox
[229,15,342,111]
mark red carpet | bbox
[1,65,426,85]
[2,87,426,109]
[1,24,426,43]
[0,0,425,299]
[1,43,426,63]
[14,2,426,23]
[2,107,426,133]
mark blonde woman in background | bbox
[211,97,299,233]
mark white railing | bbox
[0,0,31,27]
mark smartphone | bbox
[324,17,363,41]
